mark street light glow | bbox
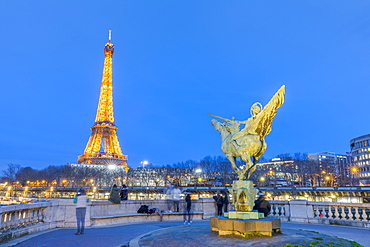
[195,168,202,173]
[107,164,117,170]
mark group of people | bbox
[73,185,271,235]
[213,191,229,216]
[108,184,128,204]
[165,184,182,212]
[213,191,271,217]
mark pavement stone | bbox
[138,224,367,247]
[1,220,369,247]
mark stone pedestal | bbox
[210,216,281,237]
[228,180,258,211]
[225,211,262,220]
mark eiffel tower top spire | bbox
[95,30,115,124]
[78,31,128,170]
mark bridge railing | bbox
[270,200,370,227]
[269,200,290,220]
[0,202,51,236]
[310,201,370,222]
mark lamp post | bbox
[141,160,149,168]
[195,168,202,187]
[351,167,358,186]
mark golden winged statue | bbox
[210,85,285,180]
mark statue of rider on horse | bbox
[210,85,285,180]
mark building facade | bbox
[350,134,370,185]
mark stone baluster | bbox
[343,206,348,219]
[327,206,333,219]
[1,213,5,230]
[314,205,320,218]
[271,204,276,217]
[354,207,360,221]
[360,207,366,221]
[334,205,339,219]
[349,207,355,220]
[340,206,344,219]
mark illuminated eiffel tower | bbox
[78,31,129,171]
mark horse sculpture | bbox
[210,85,285,180]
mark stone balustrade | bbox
[1,199,370,244]
[0,202,51,244]
[269,200,370,228]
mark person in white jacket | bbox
[73,189,90,235]
[171,185,182,212]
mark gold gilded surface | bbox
[210,85,285,180]
[228,180,258,212]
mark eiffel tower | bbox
[78,31,129,171]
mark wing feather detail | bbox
[253,85,285,138]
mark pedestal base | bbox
[225,211,264,220]
[210,217,281,237]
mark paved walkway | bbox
[1,220,369,247]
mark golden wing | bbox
[252,85,285,138]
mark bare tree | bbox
[2,164,21,183]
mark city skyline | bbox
[1,1,370,170]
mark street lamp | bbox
[351,167,358,186]
[141,160,149,168]
[195,168,202,186]
[107,164,117,170]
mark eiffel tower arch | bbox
[78,31,129,171]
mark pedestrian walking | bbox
[183,191,192,224]
[165,184,173,212]
[120,184,128,201]
[213,191,224,216]
[73,189,90,235]
[108,184,121,204]
[171,184,182,212]
[222,191,229,213]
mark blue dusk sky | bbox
[1,1,370,170]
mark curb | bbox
[128,225,189,247]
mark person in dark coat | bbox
[120,184,128,200]
[108,184,121,204]
[222,191,229,213]
[183,192,192,224]
[213,191,224,216]
[253,193,271,217]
